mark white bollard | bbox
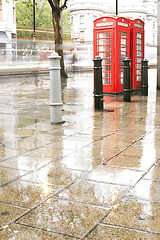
[48,52,63,124]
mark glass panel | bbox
[99,46,104,51]
[97,30,112,86]
[137,33,142,38]
[121,32,126,37]
[99,33,104,38]
[121,46,126,51]
[121,52,126,58]
[120,31,128,84]
[99,39,104,45]
[136,70,141,75]
[104,46,109,51]
[136,75,141,81]
[136,45,142,50]
[137,63,141,69]
[135,32,143,82]
[137,51,142,57]
[137,57,142,63]
[99,52,103,58]
[136,39,142,44]
[103,79,109,85]
[121,38,126,45]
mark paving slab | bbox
[16,198,109,238]
[0,70,159,238]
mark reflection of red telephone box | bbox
[93,16,131,94]
[128,18,144,91]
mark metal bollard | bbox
[93,56,103,110]
[142,59,148,96]
[123,57,131,102]
[48,52,63,124]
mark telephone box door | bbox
[116,29,130,93]
[130,19,144,90]
[94,29,114,93]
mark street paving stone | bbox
[0,71,160,238]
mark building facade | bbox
[0,0,16,60]
[68,0,157,62]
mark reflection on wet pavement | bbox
[0,70,160,238]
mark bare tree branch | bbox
[59,0,68,11]
[48,0,57,10]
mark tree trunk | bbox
[52,8,68,80]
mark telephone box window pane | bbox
[136,45,142,50]
[106,65,109,71]
[136,31,143,82]
[121,52,126,58]
[99,39,104,45]
[121,45,126,51]
[121,38,126,45]
[136,75,141,81]
[103,79,109,85]
[137,57,142,62]
[121,32,126,37]
[137,39,142,44]
[99,53,103,58]
[137,63,141,69]
[137,70,141,75]
[120,72,123,84]
[137,51,142,57]
[105,46,109,51]
[99,33,104,38]
[97,30,112,86]
[119,31,128,84]
[106,32,111,37]
[137,33,142,39]
[99,46,103,52]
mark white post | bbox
[48,52,63,124]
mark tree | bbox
[16,0,53,39]
[16,0,71,41]
[16,0,69,79]
[47,0,68,79]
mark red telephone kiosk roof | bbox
[126,18,144,29]
[93,16,131,29]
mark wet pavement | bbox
[0,70,160,239]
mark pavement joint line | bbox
[48,197,111,211]
[0,201,30,210]
[14,195,57,224]
[15,222,81,239]
[81,209,113,240]
[81,178,134,188]
[52,196,111,210]
[99,222,160,236]
[0,171,30,188]
[121,196,160,205]
[131,160,160,188]
[0,165,32,173]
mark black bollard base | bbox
[123,57,131,102]
[94,94,103,110]
[142,59,148,96]
[142,86,148,96]
[123,89,131,102]
[93,56,103,110]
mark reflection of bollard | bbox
[93,56,103,110]
[48,52,63,124]
[123,57,131,102]
[142,59,148,96]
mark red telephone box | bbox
[93,16,131,94]
[128,18,144,91]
